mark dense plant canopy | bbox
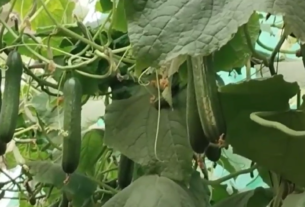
[0,0,304,207]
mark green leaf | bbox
[282,191,305,207]
[188,171,211,206]
[78,129,106,176]
[12,0,75,30]
[257,166,272,187]
[26,161,97,207]
[104,86,193,181]
[0,0,9,7]
[112,0,127,32]
[28,92,63,130]
[99,0,113,12]
[219,75,299,124]
[214,12,260,71]
[221,148,252,173]
[210,184,231,204]
[125,0,305,71]
[122,1,261,71]
[228,110,305,187]
[5,143,49,169]
[213,187,273,207]
[103,174,210,207]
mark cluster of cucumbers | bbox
[61,76,82,177]
[0,50,23,155]
[186,55,226,162]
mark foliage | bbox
[0,0,303,207]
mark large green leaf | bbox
[219,75,299,124]
[282,191,305,207]
[112,0,127,32]
[227,110,305,187]
[104,85,193,181]
[103,173,210,207]
[214,12,260,71]
[213,187,273,207]
[78,129,106,176]
[26,161,97,207]
[124,0,305,71]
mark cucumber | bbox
[0,67,2,109]
[186,57,210,153]
[190,55,226,143]
[29,197,36,206]
[0,50,23,144]
[205,146,221,162]
[0,141,6,156]
[118,154,134,189]
[61,77,82,174]
[59,193,69,207]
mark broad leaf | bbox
[112,0,128,32]
[210,184,231,204]
[228,110,305,187]
[282,191,305,207]
[26,161,97,207]
[99,0,113,12]
[104,85,193,181]
[188,171,211,206]
[78,129,106,176]
[214,12,260,71]
[213,187,273,207]
[103,174,210,207]
[124,0,305,71]
[219,75,299,124]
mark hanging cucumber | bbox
[190,55,226,144]
[0,142,6,156]
[0,50,23,144]
[118,154,134,189]
[0,66,2,109]
[205,145,221,162]
[59,193,69,207]
[186,57,210,154]
[61,77,82,178]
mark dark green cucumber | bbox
[186,57,210,154]
[0,50,23,144]
[118,154,134,189]
[59,193,69,207]
[191,55,226,143]
[0,141,6,156]
[61,77,82,174]
[0,67,2,109]
[205,146,221,162]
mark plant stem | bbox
[257,39,296,54]
[204,164,257,185]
